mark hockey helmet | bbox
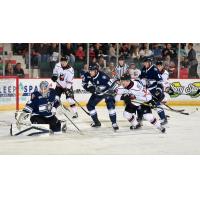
[60,56,69,62]
[143,57,153,63]
[88,63,99,71]
[156,60,163,66]
[120,73,131,81]
[39,81,49,96]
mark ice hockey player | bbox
[117,74,166,133]
[82,63,119,131]
[139,57,167,125]
[16,81,61,133]
[114,55,129,80]
[156,60,176,97]
[51,56,78,118]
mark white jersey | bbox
[114,63,129,79]
[116,80,152,106]
[53,62,74,89]
[160,70,170,91]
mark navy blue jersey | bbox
[139,64,163,90]
[82,71,112,94]
[23,88,59,117]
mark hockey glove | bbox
[147,99,157,109]
[64,89,74,98]
[51,75,58,82]
[154,88,165,102]
[87,85,95,94]
[121,94,132,105]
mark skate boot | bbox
[130,122,142,130]
[159,126,166,133]
[112,123,119,131]
[160,118,168,126]
[91,120,101,127]
[72,112,78,119]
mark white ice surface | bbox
[0,106,200,154]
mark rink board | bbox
[0,78,200,110]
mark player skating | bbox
[139,57,167,125]
[116,74,166,133]
[51,56,78,118]
[82,63,119,131]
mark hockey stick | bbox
[56,81,90,116]
[60,103,82,133]
[131,99,190,115]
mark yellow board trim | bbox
[0,100,200,111]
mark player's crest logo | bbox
[60,74,64,81]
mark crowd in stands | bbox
[1,43,199,79]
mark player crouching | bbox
[13,81,65,136]
[117,74,166,133]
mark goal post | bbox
[0,76,19,111]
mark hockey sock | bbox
[157,107,166,121]
[108,109,117,124]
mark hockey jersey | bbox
[114,63,129,80]
[23,89,59,117]
[159,69,170,91]
[53,62,74,89]
[82,71,113,95]
[116,80,152,106]
[139,64,163,91]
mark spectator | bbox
[75,45,85,60]
[62,43,75,65]
[74,45,85,77]
[14,63,25,78]
[152,43,162,60]
[109,43,117,64]
[80,64,88,78]
[31,44,41,67]
[131,45,142,69]
[102,62,115,78]
[89,45,96,61]
[139,43,153,58]
[163,55,177,78]
[119,43,130,59]
[94,43,103,58]
[179,43,187,68]
[5,63,14,76]
[186,43,199,78]
[98,55,106,70]
[162,43,177,60]
[128,63,141,79]
[49,43,59,70]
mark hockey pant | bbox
[150,88,166,122]
[55,86,77,113]
[86,94,116,124]
[30,115,61,132]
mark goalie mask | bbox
[39,81,49,97]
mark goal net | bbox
[0,76,19,111]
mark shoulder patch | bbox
[102,75,107,79]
